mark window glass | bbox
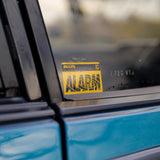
[0,17,19,98]
[39,0,160,97]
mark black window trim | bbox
[0,101,55,124]
[18,0,63,105]
[59,92,160,116]
[0,0,42,101]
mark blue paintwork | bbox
[0,119,62,160]
[65,105,160,160]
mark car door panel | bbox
[64,105,160,160]
[0,119,62,160]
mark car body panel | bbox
[65,105,160,160]
[0,119,62,160]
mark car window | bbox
[39,0,160,99]
[0,16,19,98]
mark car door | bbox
[13,0,160,160]
[0,0,62,159]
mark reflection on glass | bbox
[39,0,160,93]
[39,0,160,46]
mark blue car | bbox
[0,0,160,159]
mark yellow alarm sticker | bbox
[62,62,103,95]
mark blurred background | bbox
[39,0,160,93]
[39,0,160,47]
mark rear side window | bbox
[0,16,19,98]
[39,0,160,99]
